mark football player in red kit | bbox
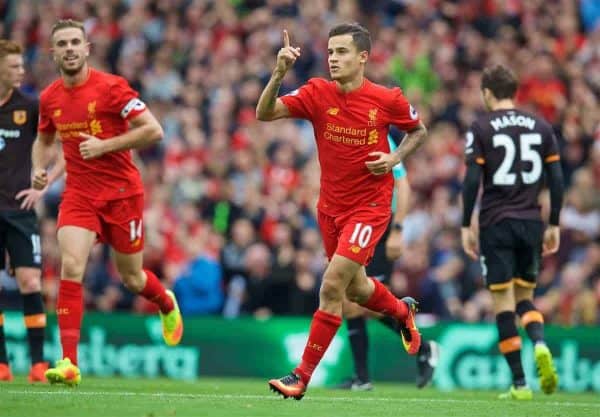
[31,20,183,385]
[256,23,428,399]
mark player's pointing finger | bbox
[283,30,290,48]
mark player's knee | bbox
[342,298,364,318]
[514,285,534,303]
[319,280,344,304]
[15,269,42,293]
[120,270,145,293]
[61,253,86,280]
[491,287,515,314]
[345,284,363,304]
[345,276,372,304]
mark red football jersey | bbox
[39,68,147,200]
[281,78,420,216]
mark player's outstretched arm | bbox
[255,30,300,121]
[79,110,163,159]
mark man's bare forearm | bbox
[256,70,285,120]
[392,124,428,163]
[393,177,411,224]
[103,123,162,153]
[31,137,55,172]
[47,148,65,185]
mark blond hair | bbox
[0,39,23,60]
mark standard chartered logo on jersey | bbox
[435,324,600,392]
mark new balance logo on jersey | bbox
[327,107,339,115]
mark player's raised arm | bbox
[255,30,300,121]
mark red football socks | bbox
[57,280,83,365]
[294,310,342,385]
[139,269,174,314]
[360,277,408,321]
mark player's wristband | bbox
[392,222,403,231]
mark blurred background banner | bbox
[2,311,599,392]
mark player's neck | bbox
[335,75,365,93]
[0,85,13,107]
[61,64,90,88]
[490,99,515,111]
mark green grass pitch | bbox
[2,376,599,417]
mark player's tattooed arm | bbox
[366,123,428,176]
[255,30,297,121]
[391,122,428,163]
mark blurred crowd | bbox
[1,0,599,325]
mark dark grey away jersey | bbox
[0,89,39,210]
[465,109,560,227]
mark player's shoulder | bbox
[12,89,38,107]
[90,68,130,89]
[305,77,334,90]
[39,78,64,102]
[365,79,406,103]
[369,79,402,94]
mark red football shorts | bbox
[318,206,391,265]
[57,191,145,254]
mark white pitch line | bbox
[5,390,600,408]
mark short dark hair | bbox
[0,39,22,59]
[51,19,86,39]
[328,23,371,54]
[481,65,518,99]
